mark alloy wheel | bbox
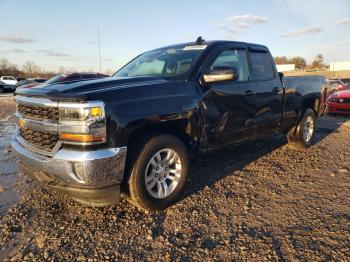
[303,115,314,142]
[144,148,182,199]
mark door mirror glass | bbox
[202,66,238,84]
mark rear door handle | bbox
[273,87,282,92]
[244,90,254,96]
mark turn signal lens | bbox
[90,107,102,117]
[59,133,105,143]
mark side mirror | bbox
[279,72,284,79]
[201,66,238,84]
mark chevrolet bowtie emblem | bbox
[18,118,26,128]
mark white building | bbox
[276,64,295,72]
[329,62,350,71]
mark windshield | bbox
[114,45,207,78]
[45,74,66,84]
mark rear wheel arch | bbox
[302,96,320,116]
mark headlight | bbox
[59,107,103,121]
[58,101,106,145]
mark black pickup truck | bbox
[12,39,327,211]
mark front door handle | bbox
[244,90,254,96]
[273,87,282,92]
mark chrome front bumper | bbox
[11,137,127,206]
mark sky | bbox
[0,0,350,74]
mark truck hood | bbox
[15,76,169,99]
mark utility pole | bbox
[98,27,102,73]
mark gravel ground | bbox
[0,97,349,261]
[0,95,17,215]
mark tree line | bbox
[0,58,56,79]
[273,54,326,70]
[1,54,327,79]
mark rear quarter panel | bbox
[281,76,326,132]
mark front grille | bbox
[341,98,350,104]
[19,128,59,152]
[18,104,59,121]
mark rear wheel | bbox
[127,135,189,211]
[287,109,316,149]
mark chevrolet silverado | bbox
[11,38,327,211]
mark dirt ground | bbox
[284,70,350,79]
[0,95,349,261]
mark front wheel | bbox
[127,135,189,211]
[287,108,316,149]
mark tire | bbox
[0,87,3,94]
[287,108,316,149]
[127,134,189,211]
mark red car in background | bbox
[336,83,350,92]
[328,79,350,92]
[19,72,109,88]
[327,89,350,115]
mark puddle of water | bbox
[0,123,18,215]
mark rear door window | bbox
[249,51,274,81]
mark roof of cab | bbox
[152,40,269,52]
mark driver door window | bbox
[209,49,248,81]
